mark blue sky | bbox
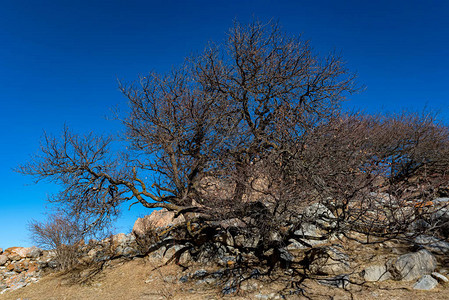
[1,0,448,249]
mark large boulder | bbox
[133,209,185,238]
[390,249,437,281]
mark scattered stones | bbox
[413,275,438,290]
[390,249,437,281]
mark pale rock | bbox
[414,235,449,255]
[133,209,185,238]
[0,255,7,266]
[363,265,391,282]
[413,275,438,290]
[431,272,449,283]
[310,246,351,275]
[390,249,436,281]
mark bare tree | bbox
[18,20,449,280]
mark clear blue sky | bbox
[1,0,448,249]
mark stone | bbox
[26,247,43,259]
[291,223,328,248]
[133,209,185,238]
[414,235,449,255]
[431,272,449,283]
[318,274,350,288]
[192,269,208,278]
[0,255,7,266]
[310,246,351,275]
[390,249,437,281]
[222,281,237,295]
[413,275,438,290]
[303,203,336,228]
[363,265,391,282]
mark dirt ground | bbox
[1,256,448,300]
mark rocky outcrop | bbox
[0,247,44,294]
[132,209,185,238]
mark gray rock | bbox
[26,246,42,258]
[310,247,351,275]
[292,223,328,248]
[363,265,391,282]
[390,249,437,281]
[318,274,350,288]
[221,281,237,295]
[431,272,449,283]
[0,255,7,266]
[408,219,431,232]
[192,269,208,278]
[303,203,336,228]
[414,235,449,254]
[413,275,438,290]
[179,275,189,283]
[432,197,449,204]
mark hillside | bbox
[1,254,448,300]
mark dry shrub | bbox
[29,214,84,271]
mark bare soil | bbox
[1,255,448,300]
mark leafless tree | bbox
[18,20,449,280]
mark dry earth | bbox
[1,255,448,300]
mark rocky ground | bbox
[2,197,449,299]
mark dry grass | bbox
[1,254,448,300]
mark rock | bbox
[414,235,449,255]
[431,208,449,237]
[390,249,437,281]
[413,275,438,290]
[363,265,391,282]
[408,219,431,232]
[432,197,449,205]
[192,269,208,278]
[222,281,237,295]
[6,247,28,259]
[26,247,43,259]
[234,234,259,248]
[303,203,336,228]
[291,223,328,249]
[179,275,189,283]
[310,246,351,275]
[0,255,7,266]
[133,209,185,237]
[431,272,449,283]
[318,274,350,288]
